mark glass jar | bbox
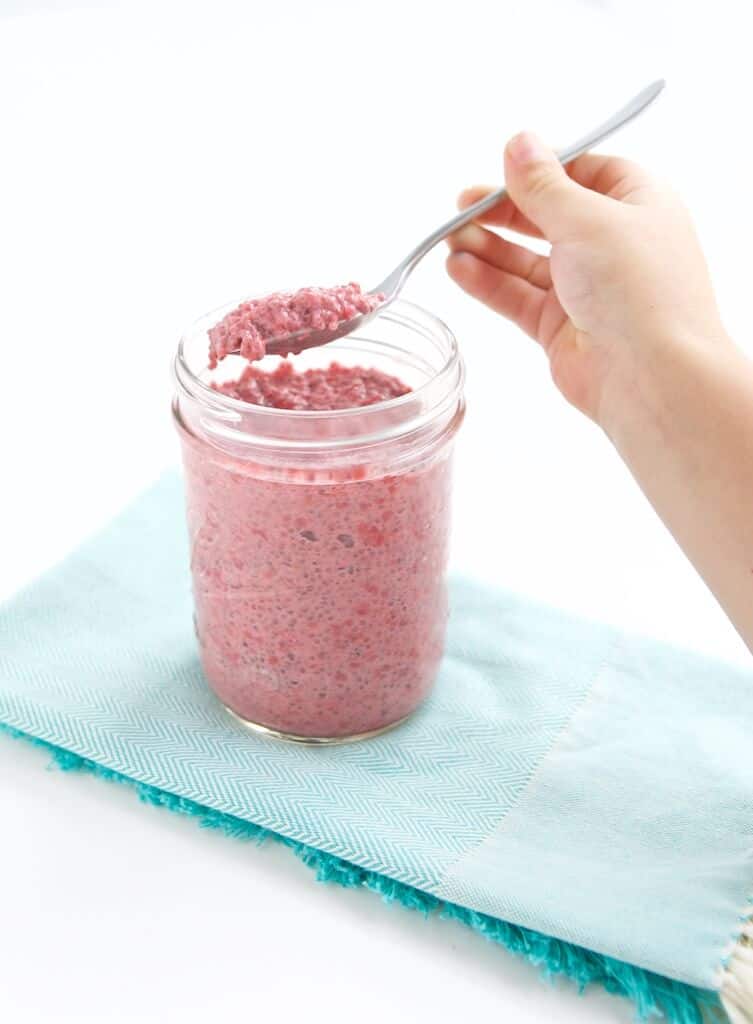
[173,298,465,743]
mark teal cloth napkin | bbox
[1,472,751,1023]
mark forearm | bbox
[606,333,753,650]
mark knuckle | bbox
[525,164,561,200]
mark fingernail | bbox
[508,131,550,166]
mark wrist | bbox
[598,325,738,456]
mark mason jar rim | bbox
[174,297,461,422]
[173,296,465,462]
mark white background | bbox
[1,1,751,1021]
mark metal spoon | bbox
[264,78,665,358]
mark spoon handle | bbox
[379,79,665,296]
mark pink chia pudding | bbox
[212,360,409,411]
[175,291,463,741]
[208,282,382,367]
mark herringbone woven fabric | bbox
[1,472,751,1020]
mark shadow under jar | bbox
[173,299,465,743]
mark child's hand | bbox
[446,132,728,435]
[448,132,753,651]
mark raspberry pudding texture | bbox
[175,295,462,740]
[213,360,409,410]
[207,282,382,368]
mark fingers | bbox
[562,152,656,202]
[456,148,655,239]
[446,250,545,341]
[503,132,607,242]
[446,222,550,289]
[457,185,544,239]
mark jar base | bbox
[223,704,414,745]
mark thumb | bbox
[504,132,602,242]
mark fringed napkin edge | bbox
[722,921,753,1023]
[0,721,721,1024]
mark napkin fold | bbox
[1,472,751,1023]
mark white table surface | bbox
[1,2,752,1021]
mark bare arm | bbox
[608,333,753,646]
[446,133,753,649]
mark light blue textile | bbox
[438,636,753,987]
[0,472,750,995]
